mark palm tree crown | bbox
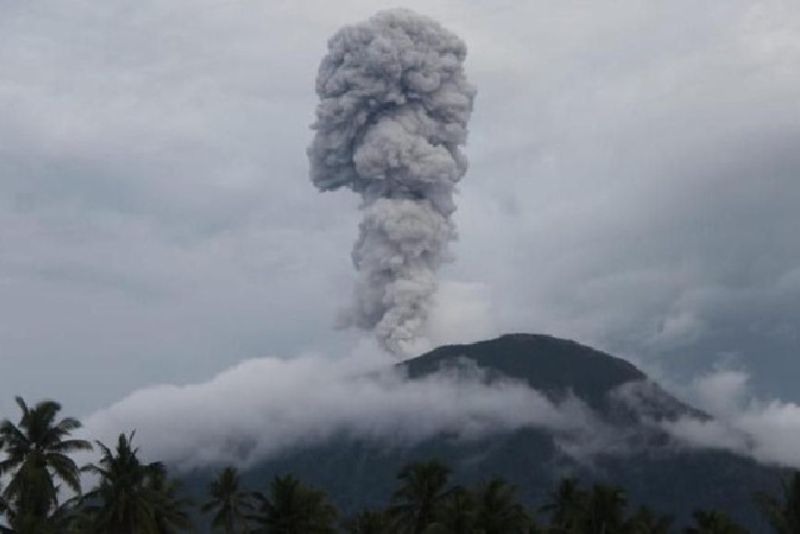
[81,432,191,534]
[251,474,337,534]
[389,460,452,534]
[757,471,800,534]
[432,486,476,533]
[540,477,587,531]
[625,505,673,534]
[685,509,748,534]
[202,466,254,534]
[342,509,393,534]
[0,396,91,521]
[473,478,531,534]
[583,484,627,534]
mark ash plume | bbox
[308,9,476,355]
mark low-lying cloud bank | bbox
[661,369,800,468]
[81,345,594,471]
[81,343,800,472]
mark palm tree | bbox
[0,480,8,522]
[473,478,531,534]
[202,466,254,533]
[625,506,672,534]
[431,486,476,533]
[684,509,747,534]
[145,463,193,533]
[388,460,452,534]
[251,474,337,534]
[342,509,394,534]
[81,432,191,533]
[0,396,91,528]
[583,484,627,534]
[0,480,12,534]
[756,471,800,534]
[0,491,84,534]
[540,477,587,532]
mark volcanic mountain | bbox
[187,334,784,531]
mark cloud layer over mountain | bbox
[663,368,800,469]
[81,345,594,470]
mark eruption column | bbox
[308,9,476,355]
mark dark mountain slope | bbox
[184,333,784,532]
[406,333,645,402]
[404,333,702,421]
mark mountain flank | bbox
[185,333,784,532]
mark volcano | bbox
[185,334,783,531]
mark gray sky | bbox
[1,0,799,419]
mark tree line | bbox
[1,397,798,533]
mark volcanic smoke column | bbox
[308,9,476,355]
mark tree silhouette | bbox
[145,463,193,533]
[540,477,588,532]
[430,486,476,533]
[582,484,627,534]
[202,466,254,534]
[342,509,394,534]
[473,478,531,534]
[388,460,453,534]
[756,471,800,534]
[251,474,337,534]
[684,509,747,534]
[81,432,191,533]
[625,505,672,534]
[0,397,91,532]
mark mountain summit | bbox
[407,333,645,397]
[404,333,705,424]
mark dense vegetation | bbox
[1,397,798,533]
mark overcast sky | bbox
[1,0,799,418]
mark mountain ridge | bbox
[403,333,704,423]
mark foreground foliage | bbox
[80,432,191,533]
[201,467,253,534]
[0,397,91,533]
[0,396,797,533]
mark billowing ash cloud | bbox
[308,9,476,355]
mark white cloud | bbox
[80,344,596,471]
[662,368,800,468]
